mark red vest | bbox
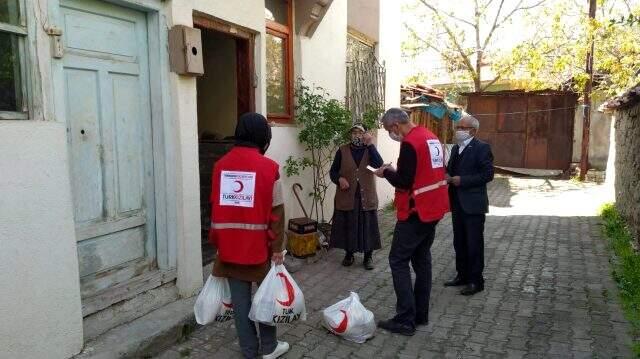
[395,126,450,222]
[210,146,279,265]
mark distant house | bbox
[601,83,640,243]
[0,1,401,357]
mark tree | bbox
[494,0,640,96]
[403,0,545,92]
[284,80,380,223]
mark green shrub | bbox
[599,203,640,356]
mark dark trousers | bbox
[451,197,486,285]
[228,278,277,358]
[388,214,438,327]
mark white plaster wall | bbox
[573,104,613,170]
[0,122,83,359]
[167,0,204,297]
[374,0,402,206]
[347,0,380,41]
[272,0,348,222]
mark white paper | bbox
[427,139,444,169]
[366,165,376,172]
[220,171,256,207]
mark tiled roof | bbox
[601,83,640,111]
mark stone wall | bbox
[614,103,640,242]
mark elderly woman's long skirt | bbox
[330,190,381,253]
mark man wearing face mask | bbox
[444,113,494,296]
[329,123,384,269]
[373,108,449,336]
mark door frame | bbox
[193,13,256,115]
[50,0,175,277]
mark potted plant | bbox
[284,79,381,239]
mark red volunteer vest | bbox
[395,126,450,222]
[210,146,279,265]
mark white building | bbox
[0,0,400,357]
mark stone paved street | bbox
[155,176,633,358]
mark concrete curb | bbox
[74,295,198,359]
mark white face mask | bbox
[455,130,472,144]
[389,132,403,142]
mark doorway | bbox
[194,16,255,264]
[59,0,157,297]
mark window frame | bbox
[0,0,29,120]
[265,0,293,123]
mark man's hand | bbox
[363,132,374,146]
[338,177,350,190]
[271,250,285,265]
[449,176,461,187]
[374,164,394,178]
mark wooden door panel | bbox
[61,0,155,297]
[65,68,104,224]
[112,73,145,214]
[77,227,145,277]
[62,4,138,61]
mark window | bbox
[265,0,293,122]
[0,0,27,120]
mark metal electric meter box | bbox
[169,25,204,76]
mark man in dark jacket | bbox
[444,114,494,296]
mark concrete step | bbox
[74,295,198,359]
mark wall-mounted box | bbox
[169,25,204,76]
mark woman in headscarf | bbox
[329,123,384,270]
[209,112,289,359]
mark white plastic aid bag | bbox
[194,275,234,325]
[323,292,376,343]
[249,263,306,326]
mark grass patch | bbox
[600,203,640,356]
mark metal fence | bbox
[346,57,386,123]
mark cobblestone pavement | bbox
[155,177,633,358]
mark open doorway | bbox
[195,16,255,264]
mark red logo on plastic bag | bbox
[276,272,295,307]
[222,301,233,309]
[332,310,348,333]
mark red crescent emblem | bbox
[222,301,233,309]
[233,180,244,193]
[276,273,295,307]
[331,310,349,333]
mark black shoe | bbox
[444,275,467,287]
[363,257,374,270]
[342,255,354,267]
[377,319,415,336]
[415,317,429,326]
[460,283,484,296]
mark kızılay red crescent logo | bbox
[222,301,233,309]
[233,180,244,193]
[276,272,295,307]
[332,310,349,333]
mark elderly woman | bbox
[209,112,289,359]
[329,123,384,269]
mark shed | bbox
[463,90,579,170]
[401,84,462,145]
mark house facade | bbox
[0,0,400,357]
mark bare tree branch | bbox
[418,0,479,80]
[480,74,503,91]
[481,0,506,51]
